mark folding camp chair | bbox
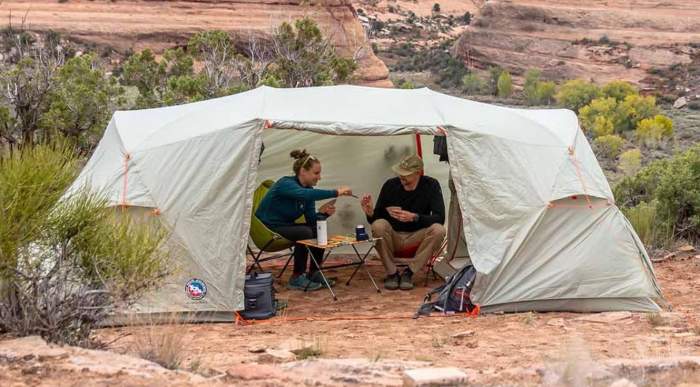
[393,238,447,286]
[247,180,295,277]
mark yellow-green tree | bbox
[636,114,673,147]
[555,79,602,113]
[497,70,513,98]
[601,80,638,101]
[593,134,624,158]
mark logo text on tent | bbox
[185,278,207,300]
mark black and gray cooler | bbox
[241,272,276,320]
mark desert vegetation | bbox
[0,17,356,349]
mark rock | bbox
[658,312,685,325]
[610,378,638,387]
[654,326,684,333]
[248,346,267,354]
[653,252,676,262]
[0,0,391,87]
[403,367,468,386]
[257,349,296,363]
[0,336,206,382]
[678,245,696,252]
[450,330,475,338]
[226,363,288,381]
[574,312,632,324]
[673,332,696,338]
[546,318,566,327]
[674,97,688,109]
[695,255,700,260]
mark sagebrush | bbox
[0,141,172,347]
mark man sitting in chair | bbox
[360,154,446,290]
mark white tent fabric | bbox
[66,85,663,317]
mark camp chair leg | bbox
[247,239,276,274]
[246,245,258,274]
[425,267,437,287]
[276,250,294,278]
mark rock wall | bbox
[454,0,700,87]
[0,0,391,87]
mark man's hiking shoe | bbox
[384,272,400,290]
[399,269,414,290]
[309,271,336,287]
[287,274,322,291]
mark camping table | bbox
[297,235,382,301]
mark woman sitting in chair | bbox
[256,149,353,290]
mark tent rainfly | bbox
[66,85,664,319]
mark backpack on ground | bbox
[414,264,478,318]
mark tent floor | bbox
[93,255,700,385]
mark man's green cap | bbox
[392,154,424,176]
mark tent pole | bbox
[415,133,423,158]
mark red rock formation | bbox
[0,0,391,87]
[454,0,700,87]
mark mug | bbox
[355,224,368,241]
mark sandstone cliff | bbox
[454,0,700,88]
[0,0,391,87]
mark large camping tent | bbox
[66,85,663,318]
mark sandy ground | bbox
[94,252,700,384]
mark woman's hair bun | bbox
[290,149,309,160]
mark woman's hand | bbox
[319,201,336,216]
[360,193,374,217]
[336,185,353,197]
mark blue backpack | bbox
[414,265,478,318]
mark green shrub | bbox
[497,70,513,98]
[593,134,624,158]
[267,18,357,88]
[523,69,541,105]
[618,148,642,176]
[555,79,602,112]
[534,81,556,105]
[0,141,171,346]
[486,66,504,95]
[578,97,619,136]
[591,115,615,137]
[614,145,700,244]
[462,73,486,95]
[636,114,674,147]
[622,201,673,249]
[461,11,472,24]
[579,93,659,136]
[389,39,468,89]
[614,157,668,208]
[602,80,638,101]
[397,79,416,89]
[621,94,657,130]
[37,54,124,152]
[653,146,700,241]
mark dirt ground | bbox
[91,252,700,385]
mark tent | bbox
[65,85,664,319]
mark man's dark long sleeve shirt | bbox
[366,176,445,232]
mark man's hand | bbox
[319,201,336,216]
[337,186,353,197]
[389,209,417,223]
[360,193,374,217]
